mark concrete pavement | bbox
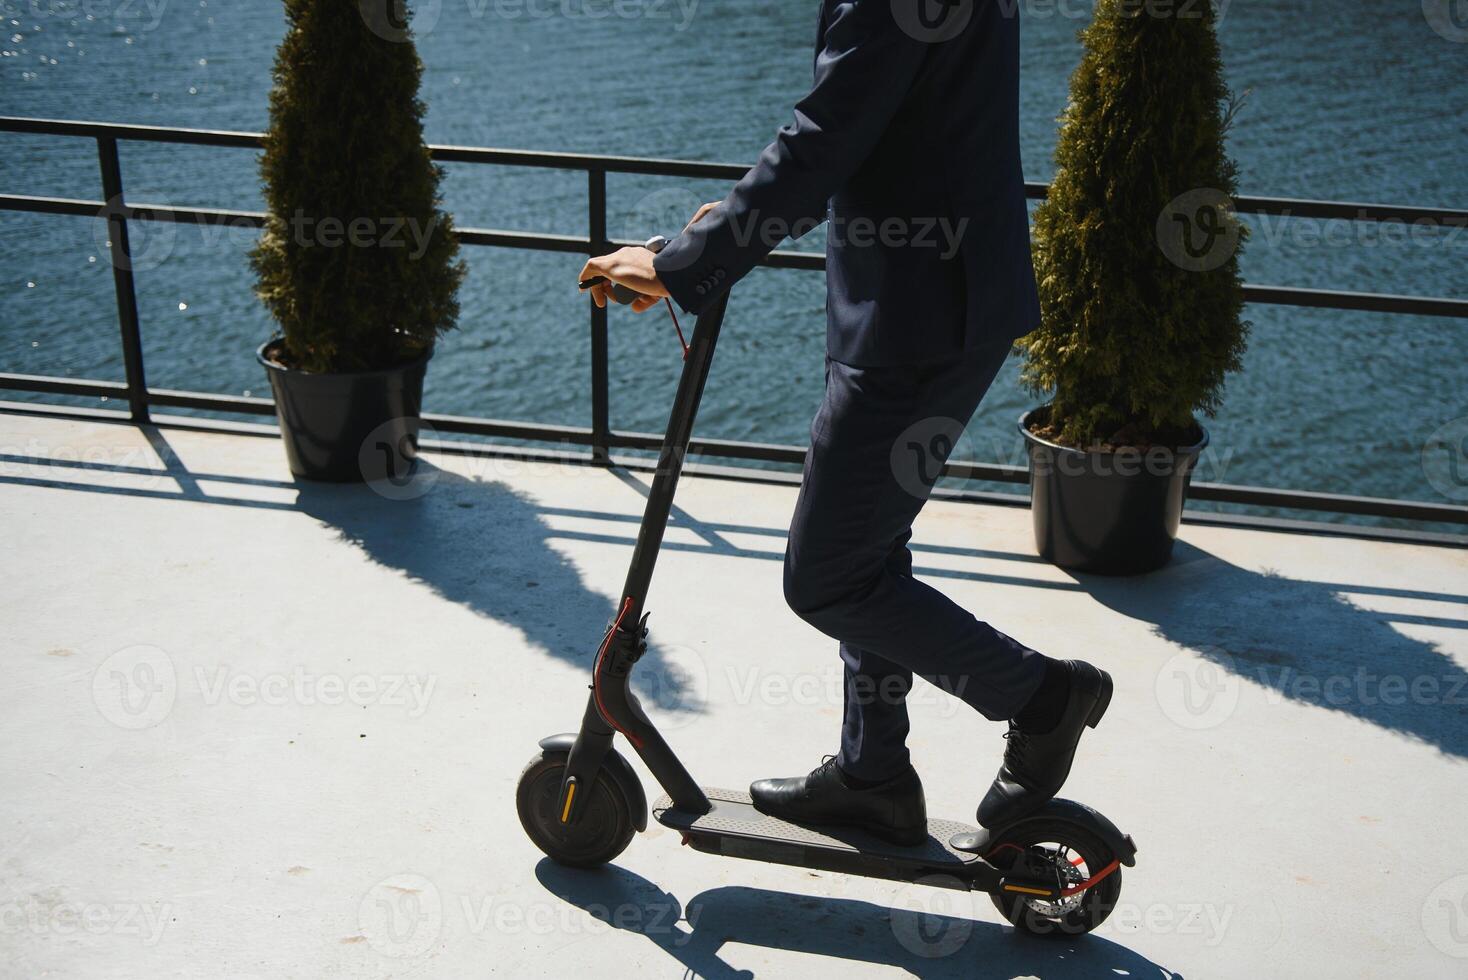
[2,409,1466,978]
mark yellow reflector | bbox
[1003,884,1053,896]
[560,780,577,823]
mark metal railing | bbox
[3,115,1467,533]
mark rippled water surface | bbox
[2,1,1465,518]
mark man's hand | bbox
[578,246,668,313]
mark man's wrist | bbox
[652,234,706,315]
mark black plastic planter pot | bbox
[1020,407,1208,575]
[257,340,431,483]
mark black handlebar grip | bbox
[579,277,643,305]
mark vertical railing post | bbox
[587,167,611,465]
[96,136,149,423]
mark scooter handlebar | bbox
[579,235,672,306]
[577,276,643,305]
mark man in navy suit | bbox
[579,0,1111,842]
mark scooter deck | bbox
[653,787,1000,891]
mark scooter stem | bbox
[616,287,731,622]
[567,287,732,818]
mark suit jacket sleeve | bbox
[654,1,929,315]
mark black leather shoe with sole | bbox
[977,660,1113,829]
[750,756,927,846]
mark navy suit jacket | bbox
[654,0,1040,367]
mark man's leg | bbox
[784,341,1046,778]
[753,340,1114,834]
[837,533,915,783]
[839,642,912,782]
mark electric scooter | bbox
[517,275,1136,937]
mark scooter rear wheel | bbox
[516,750,636,868]
[987,819,1122,937]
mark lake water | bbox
[2,1,1465,526]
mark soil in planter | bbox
[261,337,429,374]
[1029,410,1203,454]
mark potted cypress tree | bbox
[1017,0,1248,574]
[252,0,464,483]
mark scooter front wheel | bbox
[987,818,1123,938]
[516,749,636,867]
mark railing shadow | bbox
[1077,541,1468,757]
[532,859,1176,979]
[5,425,1463,754]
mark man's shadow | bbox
[532,859,1176,979]
[291,463,699,712]
[1077,541,1468,757]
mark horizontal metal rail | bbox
[5,116,1468,226]
[2,115,1467,532]
[4,193,1466,320]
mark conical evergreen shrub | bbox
[252,0,464,374]
[1019,0,1248,449]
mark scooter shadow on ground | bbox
[533,859,1176,979]
[290,463,702,714]
[1074,539,1468,757]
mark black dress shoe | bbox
[977,660,1113,829]
[750,756,928,846]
